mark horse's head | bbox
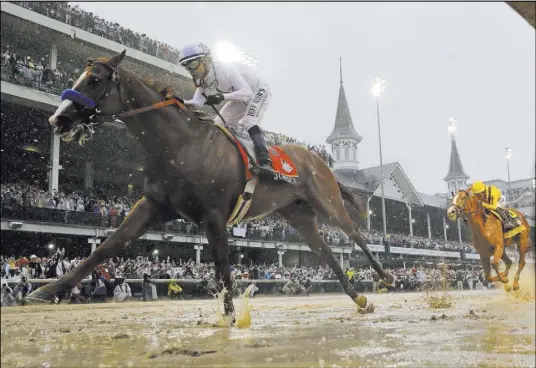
[446,190,476,221]
[48,50,127,145]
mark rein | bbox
[89,98,189,125]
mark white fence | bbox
[2,278,346,285]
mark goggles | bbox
[181,59,201,72]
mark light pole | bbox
[448,118,463,245]
[372,78,387,239]
[506,147,514,204]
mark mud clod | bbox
[245,343,272,348]
[149,347,217,359]
[113,333,130,339]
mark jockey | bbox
[177,43,275,176]
[470,181,503,211]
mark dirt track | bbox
[1,287,535,368]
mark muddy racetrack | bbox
[2,287,535,368]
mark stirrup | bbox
[255,163,276,177]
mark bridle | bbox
[59,59,189,144]
[450,190,482,220]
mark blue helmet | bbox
[178,43,211,65]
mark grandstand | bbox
[1,1,534,275]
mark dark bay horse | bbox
[28,50,393,317]
[447,190,531,291]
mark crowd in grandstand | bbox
[1,182,475,252]
[11,2,180,63]
[1,248,489,306]
[2,45,76,95]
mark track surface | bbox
[1,289,535,368]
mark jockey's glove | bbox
[204,92,225,106]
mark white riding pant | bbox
[214,84,271,133]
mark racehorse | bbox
[28,50,394,318]
[447,189,531,291]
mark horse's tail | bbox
[337,181,366,223]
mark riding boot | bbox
[247,125,275,176]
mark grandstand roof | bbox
[336,162,425,207]
[443,136,470,181]
[507,1,535,28]
[326,59,362,144]
[418,192,448,209]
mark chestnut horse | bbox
[447,189,531,291]
[27,50,393,319]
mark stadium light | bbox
[412,219,416,223]
[48,243,55,249]
[505,147,514,160]
[369,210,373,215]
[371,77,387,97]
[153,249,159,255]
[215,41,243,63]
[372,77,388,238]
[448,118,458,135]
[214,40,258,68]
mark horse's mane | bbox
[88,56,171,98]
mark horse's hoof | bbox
[26,289,58,305]
[512,282,520,291]
[504,284,512,292]
[383,274,395,287]
[500,277,509,284]
[354,294,367,308]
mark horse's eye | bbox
[89,77,99,85]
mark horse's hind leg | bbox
[305,183,393,285]
[277,202,366,308]
[513,232,529,291]
[27,197,158,303]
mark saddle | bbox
[190,110,300,226]
[487,207,524,239]
[192,110,299,184]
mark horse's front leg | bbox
[479,253,492,284]
[27,197,158,303]
[489,239,508,284]
[203,209,235,323]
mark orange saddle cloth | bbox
[267,146,298,178]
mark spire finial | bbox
[339,57,343,84]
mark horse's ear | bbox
[107,50,126,68]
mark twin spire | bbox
[326,58,362,144]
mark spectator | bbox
[113,277,132,302]
[167,279,182,299]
